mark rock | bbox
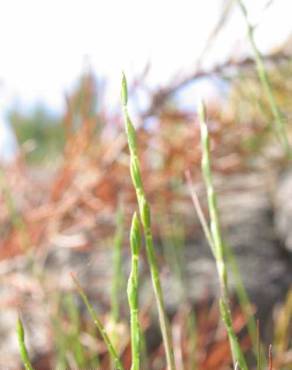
[152,170,292,326]
[274,169,292,253]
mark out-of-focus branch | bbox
[142,51,291,118]
[196,0,234,67]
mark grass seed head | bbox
[121,72,128,106]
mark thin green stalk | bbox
[198,101,248,370]
[186,309,197,370]
[17,317,34,370]
[237,0,290,156]
[121,73,176,370]
[161,217,186,293]
[0,168,30,251]
[111,204,124,323]
[127,212,142,370]
[71,273,125,370]
[52,314,68,369]
[185,171,215,256]
[224,242,265,363]
[187,171,265,364]
[64,293,87,368]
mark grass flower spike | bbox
[198,100,248,370]
[17,317,33,370]
[121,73,176,370]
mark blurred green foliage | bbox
[6,69,101,164]
[8,105,65,163]
[229,60,292,155]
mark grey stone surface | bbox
[274,169,292,253]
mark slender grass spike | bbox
[17,317,34,370]
[121,72,176,370]
[198,100,248,370]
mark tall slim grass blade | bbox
[237,0,290,157]
[186,170,265,363]
[17,317,34,370]
[121,72,176,370]
[198,100,248,370]
[64,293,87,368]
[71,273,125,370]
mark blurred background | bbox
[0,1,292,369]
[1,0,291,163]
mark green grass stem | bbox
[237,0,290,157]
[71,273,125,370]
[17,317,34,370]
[121,73,176,370]
[64,293,87,368]
[186,171,265,364]
[198,101,248,370]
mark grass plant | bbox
[237,0,290,156]
[17,317,33,370]
[63,293,87,368]
[121,72,177,370]
[71,273,125,370]
[160,217,186,292]
[52,293,91,369]
[186,174,265,363]
[0,168,30,252]
[198,101,248,370]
